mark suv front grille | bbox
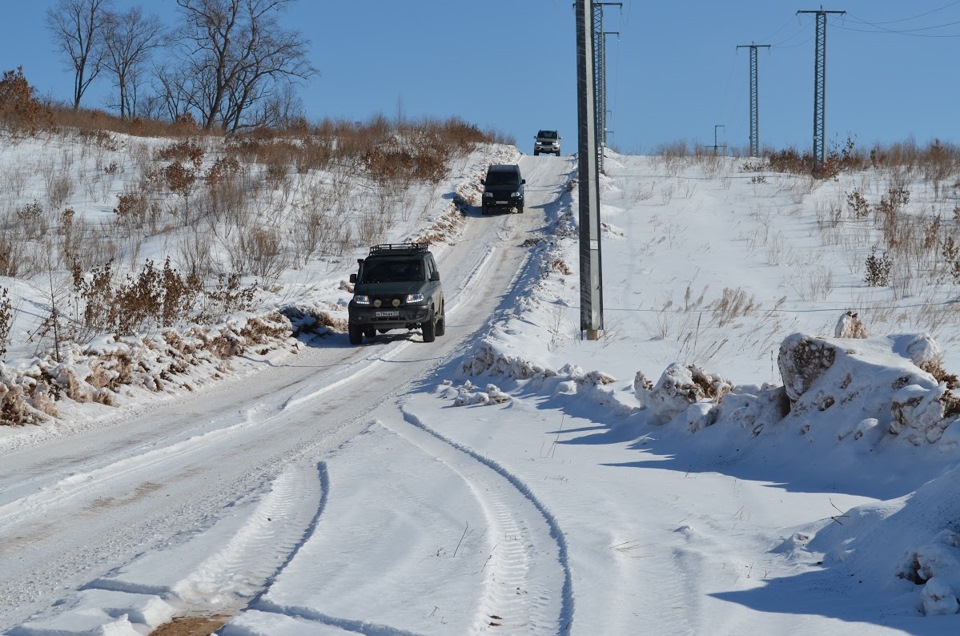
[372,295,404,308]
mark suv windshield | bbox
[360,259,424,284]
[537,130,558,139]
[486,171,519,186]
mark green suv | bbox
[347,243,445,344]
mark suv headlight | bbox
[511,190,521,197]
[353,294,371,305]
[405,293,425,303]
[483,192,493,198]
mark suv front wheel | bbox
[422,312,437,342]
[435,304,446,336]
[348,324,362,345]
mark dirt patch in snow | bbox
[150,614,228,635]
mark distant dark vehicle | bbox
[347,243,445,344]
[534,130,561,156]
[480,164,525,215]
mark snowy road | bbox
[0,155,576,633]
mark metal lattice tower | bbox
[798,9,845,174]
[737,43,770,157]
[592,3,620,173]
[602,30,619,146]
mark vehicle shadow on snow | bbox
[280,306,434,351]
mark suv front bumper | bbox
[348,303,431,329]
[482,192,524,210]
[535,142,560,154]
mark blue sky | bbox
[3,0,960,154]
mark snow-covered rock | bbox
[778,332,960,444]
[634,362,733,424]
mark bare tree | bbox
[46,0,112,109]
[259,81,306,129]
[173,0,316,132]
[101,7,165,119]
[150,64,194,123]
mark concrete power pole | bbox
[797,9,845,175]
[576,0,603,340]
[736,43,770,157]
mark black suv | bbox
[481,164,525,215]
[534,130,561,156]
[348,243,445,344]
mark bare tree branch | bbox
[46,0,112,109]
[101,7,166,119]
[173,0,316,132]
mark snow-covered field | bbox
[3,131,960,635]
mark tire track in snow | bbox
[169,462,330,610]
[21,462,331,632]
[390,405,574,635]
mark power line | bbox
[837,15,960,37]
[852,1,960,26]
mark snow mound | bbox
[778,332,960,445]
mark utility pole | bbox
[797,8,845,175]
[712,124,726,155]
[576,0,603,340]
[736,43,770,157]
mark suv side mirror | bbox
[349,273,357,284]
[480,178,486,185]
[430,271,440,282]
[521,179,526,184]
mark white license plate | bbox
[375,310,399,318]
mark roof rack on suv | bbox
[368,243,429,255]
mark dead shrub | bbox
[0,231,25,277]
[157,139,205,168]
[231,228,285,281]
[864,246,893,287]
[202,273,257,319]
[0,67,54,134]
[204,155,241,187]
[77,129,119,151]
[45,172,74,210]
[0,385,48,425]
[163,161,197,198]
[265,161,288,188]
[846,189,870,218]
[114,192,149,228]
[71,258,204,336]
[766,147,809,174]
[16,201,46,240]
[0,287,12,359]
